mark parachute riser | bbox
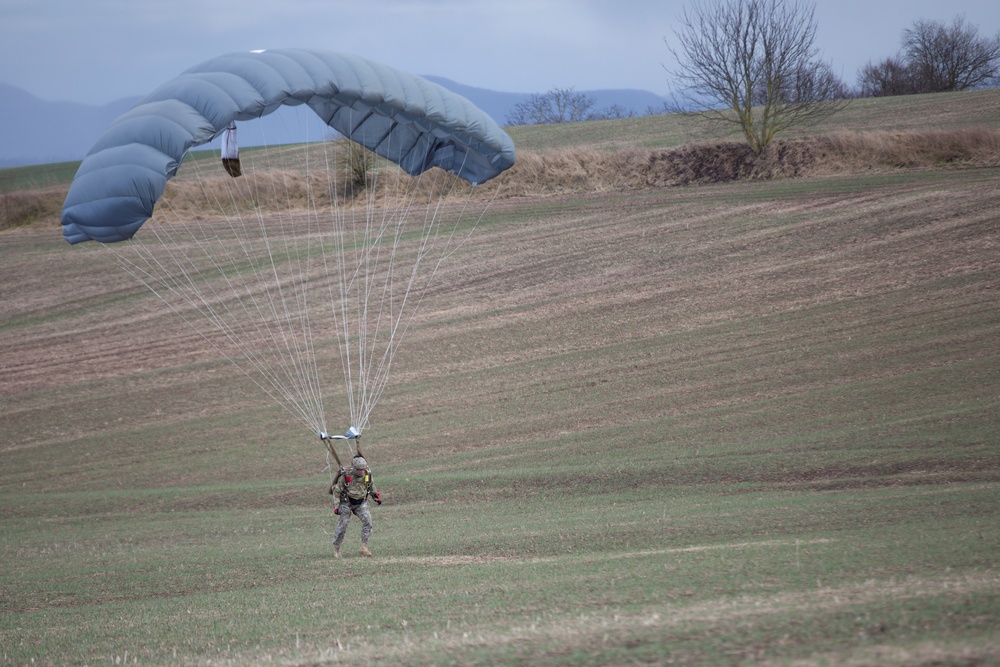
[322,436,343,469]
[320,426,362,471]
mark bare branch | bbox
[665,0,847,153]
[505,87,598,125]
[903,15,1000,92]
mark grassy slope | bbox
[1,93,999,665]
[505,88,1000,151]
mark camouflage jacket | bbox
[335,468,374,503]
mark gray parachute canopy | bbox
[61,49,517,244]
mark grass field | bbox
[1,92,999,665]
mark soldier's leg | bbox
[353,503,373,556]
[356,503,373,545]
[333,503,352,548]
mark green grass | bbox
[3,481,996,664]
[2,93,999,665]
[0,161,80,193]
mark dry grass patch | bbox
[0,187,64,231]
[6,125,1000,233]
[812,128,1000,171]
[507,128,1000,194]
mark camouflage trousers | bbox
[333,500,373,547]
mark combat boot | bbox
[359,544,372,557]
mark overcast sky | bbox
[2,0,999,106]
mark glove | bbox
[373,490,381,505]
[334,505,340,515]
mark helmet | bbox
[353,456,368,470]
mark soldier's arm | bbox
[329,468,345,495]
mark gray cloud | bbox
[1,0,997,105]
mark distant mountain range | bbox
[0,79,668,168]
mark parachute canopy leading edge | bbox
[61,48,517,244]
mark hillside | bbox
[3,89,1000,234]
[1,92,998,665]
[506,88,1000,151]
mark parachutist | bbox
[331,454,380,558]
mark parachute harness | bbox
[322,429,378,508]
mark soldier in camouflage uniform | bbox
[329,454,381,557]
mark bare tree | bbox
[506,87,597,125]
[858,56,918,97]
[597,104,638,120]
[665,0,847,153]
[903,15,1000,92]
[785,61,852,102]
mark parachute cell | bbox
[61,49,516,244]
